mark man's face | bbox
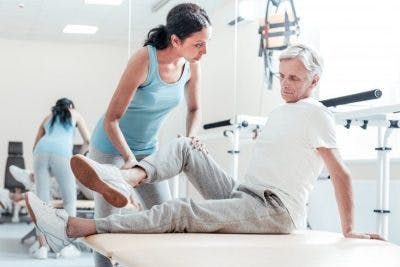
[279,58,319,103]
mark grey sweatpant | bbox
[95,137,294,234]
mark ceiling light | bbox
[63,25,98,34]
[85,0,124,5]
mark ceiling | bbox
[0,0,228,45]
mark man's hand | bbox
[344,231,386,241]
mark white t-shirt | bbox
[243,97,337,228]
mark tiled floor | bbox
[0,222,94,267]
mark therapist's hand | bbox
[177,134,208,154]
[121,157,138,170]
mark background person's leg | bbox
[32,153,52,258]
[33,153,51,206]
[49,154,77,216]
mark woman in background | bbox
[32,97,90,259]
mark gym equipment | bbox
[258,0,300,89]
[333,101,400,240]
[4,141,26,192]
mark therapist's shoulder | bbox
[129,47,150,66]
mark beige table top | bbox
[83,230,400,267]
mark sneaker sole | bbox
[70,155,128,208]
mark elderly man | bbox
[25,44,383,253]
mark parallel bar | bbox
[320,89,382,107]
[203,90,382,130]
[203,119,232,129]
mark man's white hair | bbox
[279,44,323,78]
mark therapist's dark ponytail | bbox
[144,3,211,50]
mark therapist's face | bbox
[279,58,319,103]
[172,26,212,63]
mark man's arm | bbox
[317,147,385,240]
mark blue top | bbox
[91,45,191,155]
[34,117,76,157]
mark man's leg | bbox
[25,188,294,254]
[50,154,77,216]
[95,188,292,235]
[72,137,236,207]
[132,137,236,200]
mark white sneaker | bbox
[59,244,81,258]
[11,214,20,223]
[25,192,75,253]
[70,155,131,208]
[28,240,40,254]
[9,165,34,191]
[32,246,48,259]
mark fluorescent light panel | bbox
[85,0,123,5]
[63,24,98,34]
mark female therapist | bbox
[88,3,212,267]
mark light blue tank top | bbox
[34,117,75,157]
[91,45,191,155]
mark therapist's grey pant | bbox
[87,146,172,267]
[95,137,294,235]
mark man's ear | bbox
[311,75,320,88]
[170,34,181,48]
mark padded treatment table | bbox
[82,230,400,267]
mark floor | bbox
[0,221,94,267]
